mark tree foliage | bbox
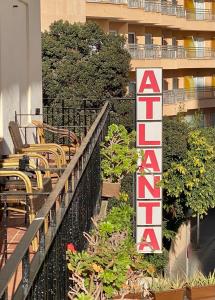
[162,117,189,171]
[162,130,215,218]
[42,21,131,106]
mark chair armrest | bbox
[0,170,33,193]
[5,154,51,178]
[0,160,43,189]
[20,147,62,168]
[28,143,66,164]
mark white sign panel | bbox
[136,201,162,226]
[136,122,162,148]
[136,226,162,253]
[136,68,163,95]
[136,96,162,121]
[135,68,163,254]
[136,174,162,200]
[137,148,162,174]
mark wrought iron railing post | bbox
[22,250,30,296]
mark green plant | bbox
[187,271,215,287]
[148,276,185,292]
[101,124,139,183]
[161,130,215,217]
[67,203,154,299]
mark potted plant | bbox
[148,276,185,300]
[101,124,139,199]
[186,272,215,300]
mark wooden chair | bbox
[32,120,80,157]
[8,121,66,168]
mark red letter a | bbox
[138,228,160,251]
[138,71,160,93]
[139,150,160,172]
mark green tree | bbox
[162,130,215,219]
[162,117,189,171]
[42,21,131,106]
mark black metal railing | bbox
[0,102,110,299]
[128,44,215,59]
[15,100,100,145]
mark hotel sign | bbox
[136,68,163,254]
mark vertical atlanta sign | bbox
[136,68,163,253]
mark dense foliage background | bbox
[42,21,131,106]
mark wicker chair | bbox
[0,157,52,192]
[8,121,66,167]
[0,168,52,251]
[32,120,80,157]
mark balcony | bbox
[128,44,215,69]
[0,102,110,299]
[163,87,215,115]
[86,0,215,31]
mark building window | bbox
[145,33,153,45]
[128,32,136,45]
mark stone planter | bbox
[102,181,120,199]
[152,288,185,300]
[186,285,215,300]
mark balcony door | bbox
[145,33,154,58]
[194,76,204,88]
[194,76,205,99]
[194,37,204,57]
[194,0,205,20]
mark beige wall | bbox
[0,0,42,154]
[41,0,86,31]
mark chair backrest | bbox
[8,121,26,152]
[32,120,45,144]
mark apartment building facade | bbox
[0,0,42,154]
[41,0,215,126]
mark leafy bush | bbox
[162,130,215,217]
[101,124,139,183]
[67,202,155,299]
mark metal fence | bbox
[163,87,215,104]
[15,100,100,145]
[0,102,110,300]
[128,44,215,59]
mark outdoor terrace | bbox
[0,101,110,299]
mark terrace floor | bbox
[0,212,34,299]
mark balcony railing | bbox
[87,0,127,3]
[163,87,215,104]
[128,44,215,59]
[87,0,215,21]
[0,102,110,299]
